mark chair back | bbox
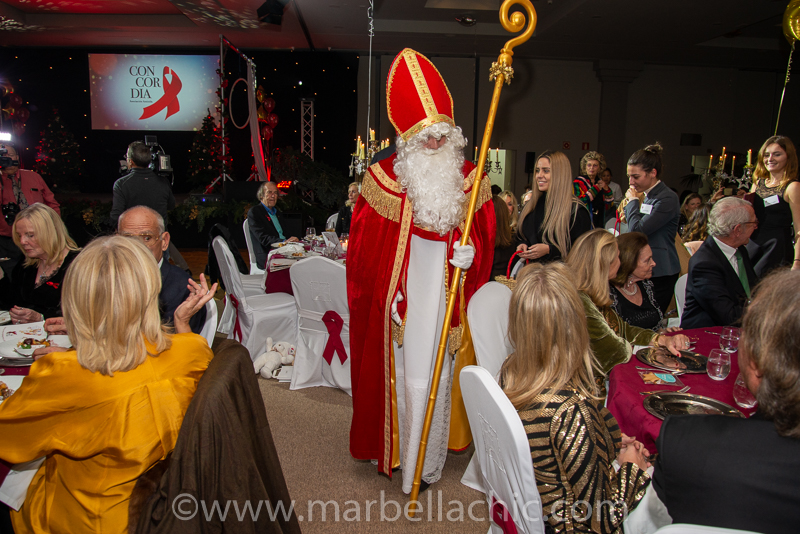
[198,298,218,347]
[289,256,351,395]
[326,213,338,231]
[460,366,545,534]
[654,525,761,534]
[243,219,265,276]
[213,236,248,310]
[605,217,628,235]
[674,274,688,320]
[467,282,513,379]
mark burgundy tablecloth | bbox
[606,326,756,454]
[0,365,30,376]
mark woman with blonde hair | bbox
[335,181,360,235]
[500,262,651,533]
[0,235,214,534]
[749,135,800,272]
[515,151,592,264]
[679,193,702,229]
[575,150,614,228]
[0,203,80,323]
[566,229,689,374]
[498,189,519,230]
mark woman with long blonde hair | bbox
[749,135,800,272]
[498,189,519,231]
[500,262,652,533]
[566,229,689,374]
[515,151,591,264]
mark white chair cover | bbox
[198,297,218,347]
[326,212,338,231]
[654,525,760,534]
[243,219,265,275]
[212,237,297,358]
[674,274,688,321]
[467,282,513,379]
[460,366,545,534]
[217,258,266,336]
[288,256,351,395]
[606,217,629,235]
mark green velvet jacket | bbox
[580,292,658,374]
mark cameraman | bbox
[0,143,60,277]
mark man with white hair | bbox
[347,49,496,494]
[682,197,759,329]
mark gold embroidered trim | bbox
[382,197,413,470]
[391,320,405,347]
[371,163,402,193]
[362,171,402,223]
[404,50,439,121]
[448,325,463,355]
[400,115,456,142]
[462,168,492,212]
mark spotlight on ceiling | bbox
[455,15,477,27]
[257,0,289,25]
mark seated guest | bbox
[0,203,79,323]
[500,262,652,533]
[335,181,359,235]
[498,189,519,231]
[610,232,666,331]
[118,205,208,334]
[246,181,299,268]
[0,236,214,534]
[490,195,517,281]
[680,203,711,255]
[566,229,689,374]
[678,192,702,228]
[681,197,758,329]
[654,269,800,532]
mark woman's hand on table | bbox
[9,306,43,325]
[44,317,68,335]
[656,333,691,356]
[174,274,218,334]
[286,236,300,243]
[658,326,683,334]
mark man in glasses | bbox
[246,181,299,269]
[117,205,206,334]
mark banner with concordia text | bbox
[88,54,219,131]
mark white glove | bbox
[391,291,404,325]
[449,243,475,270]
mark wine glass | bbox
[732,373,758,409]
[707,349,731,381]
[720,326,740,353]
[305,227,316,242]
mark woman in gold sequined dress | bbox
[499,262,651,533]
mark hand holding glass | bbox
[707,349,731,381]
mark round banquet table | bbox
[606,326,756,454]
[264,249,346,296]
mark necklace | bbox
[619,279,638,296]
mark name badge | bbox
[640,203,653,215]
[764,194,780,206]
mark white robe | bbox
[394,234,453,494]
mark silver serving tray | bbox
[643,392,744,420]
[636,346,707,374]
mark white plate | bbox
[0,311,9,326]
[0,335,71,360]
[0,375,24,404]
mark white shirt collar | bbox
[712,236,737,261]
[157,257,163,269]
[644,180,661,198]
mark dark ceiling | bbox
[0,0,792,69]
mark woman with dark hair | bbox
[490,195,516,281]
[679,193,702,229]
[623,143,681,313]
[500,262,651,533]
[748,135,800,272]
[515,151,592,264]
[610,232,666,331]
[681,203,711,255]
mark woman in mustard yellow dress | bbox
[0,236,215,534]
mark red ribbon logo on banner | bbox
[139,67,182,120]
[321,310,348,365]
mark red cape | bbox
[346,155,496,475]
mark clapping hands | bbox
[174,274,218,334]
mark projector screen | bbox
[89,54,219,131]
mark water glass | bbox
[305,227,317,241]
[707,349,731,381]
[732,374,758,409]
[720,326,740,353]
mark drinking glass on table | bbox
[720,326,740,353]
[732,373,758,409]
[305,227,317,241]
[707,349,731,381]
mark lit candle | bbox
[722,146,726,158]
[708,154,713,170]
[730,155,735,174]
[496,148,499,162]
[356,136,360,152]
[747,149,752,166]
[722,154,727,171]
[474,147,478,161]
[370,129,375,141]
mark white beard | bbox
[394,124,467,236]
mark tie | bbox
[735,250,751,299]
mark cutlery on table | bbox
[704,330,720,335]
[636,365,684,375]
[639,385,691,395]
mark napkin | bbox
[0,457,44,510]
[276,243,304,256]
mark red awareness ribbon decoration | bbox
[491,497,519,534]
[228,294,243,342]
[321,310,348,365]
[46,281,59,289]
[139,67,182,120]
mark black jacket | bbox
[246,203,286,268]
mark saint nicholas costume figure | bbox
[347,48,496,493]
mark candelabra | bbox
[474,152,502,175]
[349,139,382,181]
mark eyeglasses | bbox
[119,232,162,245]
[740,221,758,227]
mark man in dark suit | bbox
[681,197,758,329]
[246,181,299,268]
[118,206,206,334]
[655,269,800,533]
